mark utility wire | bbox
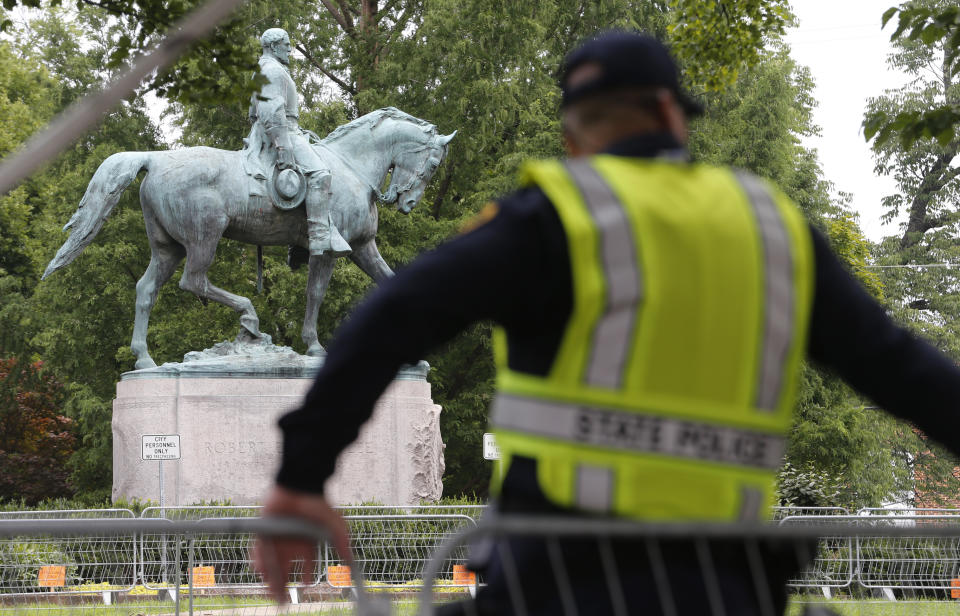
[863,264,960,269]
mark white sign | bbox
[141,434,181,460]
[483,433,501,460]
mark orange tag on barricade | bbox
[328,565,351,587]
[452,564,476,585]
[952,578,960,598]
[191,566,215,587]
[38,566,65,587]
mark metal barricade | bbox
[139,507,263,590]
[415,515,960,616]
[0,510,137,600]
[772,506,850,521]
[778,514,855,593]
[338,506,488,522]
[853,512,960,598]
[137,507,481,592]
[0,511,137,521]
[0,517,384,616]
[328,515,477,591]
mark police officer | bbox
[254,31,960,614]
[250,28,351,257]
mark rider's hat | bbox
[269,167,307,210]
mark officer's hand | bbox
[252,485,352,603]
[276,147,295,170]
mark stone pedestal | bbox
[112,352,443,506]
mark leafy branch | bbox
[864,4,960,148]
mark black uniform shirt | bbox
[276,133,960,498]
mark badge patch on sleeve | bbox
[459,202,500,234]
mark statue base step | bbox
[112,359,444,506]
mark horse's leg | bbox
[349,239,394,282]
[131,241,185,370]
[179,237,262,340]
[347,239,428,371]
[302,253,337,356]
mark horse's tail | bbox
[42,152,151,280]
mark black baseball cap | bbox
[560,30,704,117]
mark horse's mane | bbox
[321,107,437,145]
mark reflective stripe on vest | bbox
[563,159,642,389]
[735,171,795,411]
[491,394,787,470]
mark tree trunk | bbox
[899,145,960,251]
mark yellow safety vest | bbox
[490,156,814,521]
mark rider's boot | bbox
[305,171,351,257]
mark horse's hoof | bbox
[134,357,157,370]
[236,327,262,343]
[239,314,261,337]
[306,343,326,357]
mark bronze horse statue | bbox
[43,107,455,369]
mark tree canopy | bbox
[865,1,960,149]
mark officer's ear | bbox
[564,130,584,157]
[561,110,586,157]
[655,90,689,145]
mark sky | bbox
[784,0,913,241]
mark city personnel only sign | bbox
[141,434,181,460]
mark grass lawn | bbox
[788,597,960,615]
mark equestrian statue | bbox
[42,28,456,370]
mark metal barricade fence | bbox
[0,510,138,600]
[0,511,137,521]
[853,512,960,596]
[777,509,960,599]
[330,515,477,590]
[136,506,482,590]
[0,517,386,616]
[338,506,488,521]
[14,509,960,613]
[415,516,960,616]
[772,507,850,521]
[778,514,855,593]
[139,507,263,590]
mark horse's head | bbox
[385,130,457,214]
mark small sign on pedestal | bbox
[141,434,181,460]
[483,432,503,482]
[141,434,180,511]
[483,433,500,460]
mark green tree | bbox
[865,1,960,148]
[0,0,262,105]
[863,0,960,359]
[854,0,960,507]
[865,2,960,255]
[0,10,166,500]
[667,0,793,92]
